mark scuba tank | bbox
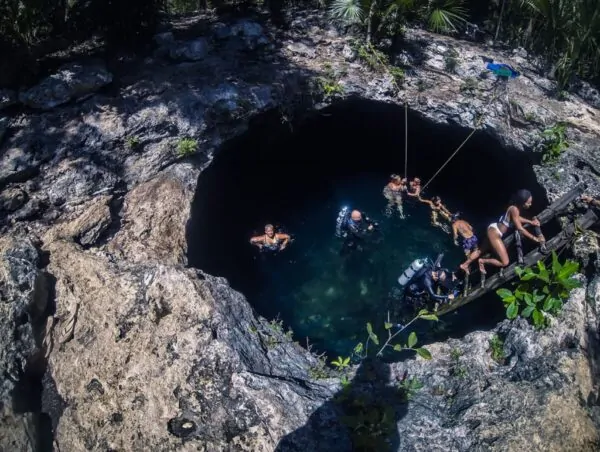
[335,206,350,238]
[398,259,426,286]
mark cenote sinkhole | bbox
[187,98,549,357]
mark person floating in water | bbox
[383,174,407,219]
[420,196,453,231]
[250,224,291,253]
[451,213,479,257]
[336,208,378,254]
[460,189,545,275]
[406,177,422,199]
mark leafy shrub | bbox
[316,76,345,99]
[496,251,581,329]
[541,123,569,164]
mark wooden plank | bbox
[437,208,598,316]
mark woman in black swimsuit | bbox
[250,224,291,252]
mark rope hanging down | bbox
[420,115,485,193]
[420,86,506,192]
[404,102,408,179]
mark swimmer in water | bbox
[451,213,479,257]
[420,196,453,229]
[406,177,422,199]
[383,174,407,218]
[250,224,291,252]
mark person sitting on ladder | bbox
[459,189,545,276]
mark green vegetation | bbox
[540,123,570,164]
[329,0,468,43]
[496,251,581,329]
[398,375,423,402]
[488,334,506,364]
[126,136,140,149]
[460,77,478,94]
[354,310,437,360]
[308,353,330,379]
[176,137,198,157]
[449,347,467,378]
[444,48,460,73]
[2,0,597,92]
[316,76,345,99]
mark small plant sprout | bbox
[331,356,351,370]
[177,137,198,157]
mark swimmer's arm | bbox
[278,233,291,249]
[510,207,539,242]
[419,198,433,206]
[249,235,265,245]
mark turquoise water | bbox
[248,174,467,356]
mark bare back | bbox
[455,219,473,238]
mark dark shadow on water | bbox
[275,358,406,452]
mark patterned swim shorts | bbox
[462,235,479,252]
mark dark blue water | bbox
[188,99,545,358]
[252,175,468,356]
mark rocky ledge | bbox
[1,8,600,452]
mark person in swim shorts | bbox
[451,213,479,257]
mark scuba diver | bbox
[335,207,379,255]
[451,213,479,257]
[420,196,453,231]
[383,174,407,219]
[250,224,291,253]
[398,254,460,310]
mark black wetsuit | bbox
[340,214,376,253]
[405,270,452,305]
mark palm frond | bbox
[329,0,366,25]
[426,0,468,33]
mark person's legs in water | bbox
[478,228,509,275]
[431,210,440,227]
[394,193,405,219]
[383,190,395,218]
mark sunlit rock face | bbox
[1,8,599,452]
